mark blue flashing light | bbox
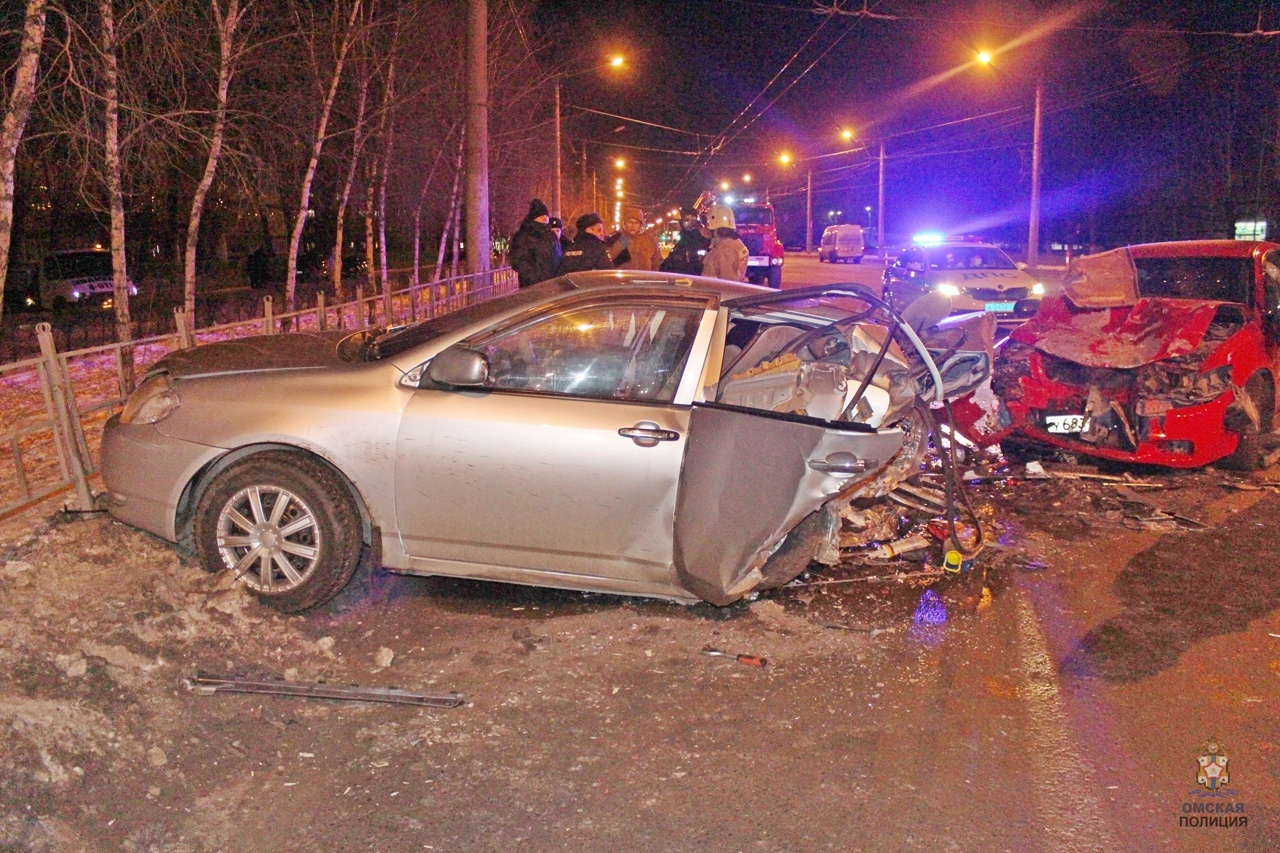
[723,194,735,205]
[912,231,946,246]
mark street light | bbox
[975,48,1043,268]
[614,157,626,169]
[554,56,626,219]
[840,128,854,142]
[742,173,752,183]
[719,180,731,191]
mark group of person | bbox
[508,197,749,289]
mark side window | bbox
[469,300,705,403]
[1263,250,1280,316]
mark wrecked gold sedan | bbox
[101,272,991,612]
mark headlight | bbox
[120,373,180,424]
[937,283,960,296]
[1032,282,1045,295]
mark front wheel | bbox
[193,452,364,613]
[852,254,863,264]
[1222,378,1274,471]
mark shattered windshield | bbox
[1134,257,1253,304]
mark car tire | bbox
[193,452,364,613]
[818,253,826,263]
[852,254,863,264]
[768,266,782,289]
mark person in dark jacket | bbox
[548,216,566,269]
[557,212,615,274]
[659,206,711,275]
[508,198,557,288]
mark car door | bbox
[394,292,718,593]
[672,285,913,605]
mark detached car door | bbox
[394,292,718,595]
[672,285,913,605]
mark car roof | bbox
[556,269,767,301]
[920,242,1002,250]
[1126,239,1280,259]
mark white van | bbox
[819,224,865,264]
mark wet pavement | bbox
[3,463,1280,850]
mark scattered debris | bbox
[701,647,768,667]
[1113,485,1207,530]
[867,533,932,560]
[188,672,466,708]
[789,568,944,587]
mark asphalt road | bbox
[781,251,889,293]
[4,461,1279,850]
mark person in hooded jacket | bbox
[659,206,711,275]
[616,207,663,271]
[699,204,749,282]
[508,198,557,288]
[557,212,616,274]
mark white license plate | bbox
[984,301,1017,312]
[1045,414,1089,434]
[747,255,769,266]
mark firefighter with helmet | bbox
[699,204,749,282]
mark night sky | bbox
[531,0,1280,249]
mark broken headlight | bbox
[1135,362,1232,409]
[120,373,180,424]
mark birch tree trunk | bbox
[0,0,49,320]
[332,66,371,309]
[376,57,395,317]
[412,123,454,289]
[183,0,244,315]
[100,0,135,389]
[433,128,464,284]
[361,169,375,322]
[285,0,363,316]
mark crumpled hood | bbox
[1010,294,1224,369]
[155,331,349,378]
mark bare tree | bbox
[182,0,250,315]
[283,0,364,315]
[0,0,49,319]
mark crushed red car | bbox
[950,239,1280,469]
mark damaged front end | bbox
[949,249,1256,467]
[673,285,994,605]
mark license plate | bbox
[747,255,769,266]
[984,301,1017,312]
[1045,414,1089,434]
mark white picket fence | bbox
[0,267,516,518]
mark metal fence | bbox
[0,267,516,519]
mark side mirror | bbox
[1016,261,1028,270]
[426,346,489,387]
[900,290,953,333]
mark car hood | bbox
[1009,294,1225,369]
[155,331,349,379]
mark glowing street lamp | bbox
[840,128,854,142]
[742,173,752,183]
[609,55,625,69]
[614,157,626,169]
[778,152,792,165]
[976,49,993,65]
[719,180,731,191]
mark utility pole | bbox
[580,146,587,218]
[465,0,490,275]
[1027,80,1042,270]
[553,79,562,219]
[805,168,813,253]
[877,141,885,254]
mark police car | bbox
[883,238,1044,327]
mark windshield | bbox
[44,252,111,280]
[733,206,773,227]
[1134,256,1253,303]
[927,246,1016,271]
[356,277,576,361]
